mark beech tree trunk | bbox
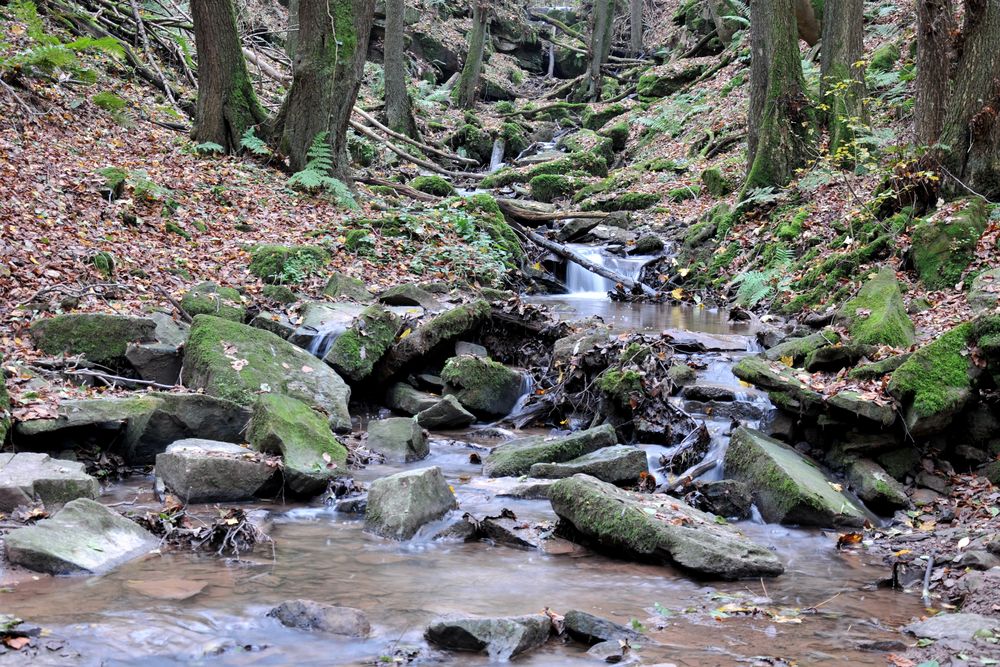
[629,0,643,56]
[745,0,813,189]
[286,0,299,59]
[272,0,376,178]
[384,0,418,137]
[455,0,489,108]
[914,0,955,146]
[820,0,867,155]
[588,0,614,100]
[191,0,267,152]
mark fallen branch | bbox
[155,284,193,323]
[64,369,177,389]
[353,107,477,166]
[496,199,608,224]
[662,457,719,493]
[349,120,486,181]
[357,176,440,202]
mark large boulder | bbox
[724,427,868,527]
[732,355,825,415]
[247,394,348,497]
[268,600,370,637]
[376,301,491,381]
[416,395,477,430]
[248,244,330,284]
[287,301,365,350]
[180,282,246,322]
[763,330,840,366]
[324,305,401,382]
[378,284,442,311]
[549,475,784,579]
[30,314,156,365]
[483,425,618,478]
[969,268,1000,313]
[441,355,525,418]
[385,382,440,415]
[637,58,712,98]
[528,445,648,485]
[425,614,551,659]
[911,199,988,290]
[905,613,1000,642]
[840,267,914,348]
[4,498,156,574]
[551,324,612,367]
[323,271,374,302]
[125,311,189,385]
[364,466,457,540]
[0,453,99,512]
[366,418,428,463]
[155,439,278,504]
[845,458,908,513]
[182,315,352,432]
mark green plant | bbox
[89,251,116,278]
[240,127,271,156]
[287,132,359,209]
[732,245,794,308]
[192,141,224,155]
[92,91,126,111]
[97,167,175,208]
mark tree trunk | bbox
[915,0,956,146]
[938,0,1000,199]
[820,0,867,156]
[588,0,614,100]
[745,0,814,189]
[794,0,821,45]
[629,0,643,56]
[286,0,299,60]
[455,0,489,108]
[272,0,376,178]
[191,0,267,152]
[384,0,418,137]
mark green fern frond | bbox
[240,127,271,156]
[193,141,224,155]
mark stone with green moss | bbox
[528,445,648,485]
[732,356,825,414]
[366,417,428,463]
[324,305,401,382]
[441,355,524,417]
[597,369,643,407]
[848,354,911,380]
[30,314,156,365]
[668,185,701,202]
[700,167,732,196]
[247,393,347,497]
[409,175,456,197]
[845,458,909,513]
[323,271,374,302]
[888,322,973,435]
[262,284,300,305]
[599,122,629,152]
[582,192,661,212]
[182,315,352,431]
[840,267,914,347]
[582,103,627,131]
[632,234,665,255]
[911,199,988,290]
[378,284,440,310]
[868,43,900,73]
[378,301,492,380]
[637,59,710,99]
[667,362,696,388]
[501,122,528,157]
[876,447,921,481]
[181,282,245,322]
[969,268,1000,313]
[457,194,524,260]
[763,329,840,366]
[528,174,578,203]
[483,424,618,478]
[549,474,784,579]
[527,152,608,179]
[724,427,868,527]
[364,466,457,540]
[557,130,614,163]
[249,244,330,284]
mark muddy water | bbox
[1,296,925,666]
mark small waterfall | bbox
[564,244,653,295]
[306,323,347,359]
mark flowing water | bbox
[0,252,927,666]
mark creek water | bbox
[1,255,927,666]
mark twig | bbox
[64,369,177,389]
[155,284,193,323]
[921,555,934,603]
[353,107,477,165]
[349,120,486,180]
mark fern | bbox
[733,271,774,308]
[193,141,225,155]
[287,132,359,209]
[240,127,271,156]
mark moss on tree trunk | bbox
[454,1,489,109]
[588,0,614,100]
[819,0,867,157]
[384,0,418,137]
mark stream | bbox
[0,250,926,666]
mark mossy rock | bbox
[763,329,840,367]
[558,130,614,163]
[641,157,688,173]
[637,59,710,99]
[182,315,352,431]
[888,322,973,435]
[724,427,868,527]
[409,175,456,197]
[449,124,493,163]
[528,174,580,203]
[700,167,732,196]
[840,268,914,347]
[30,314,156,365]
[262,284,300,305]
[500,122,528,158]
[598,122,629,152]
[247,393,347,497]
[582,103,627,131]
[911,199,988,290]
[732,356,825,414]
[324,305,401,382]
[458,194,524,260]
[848,353,911,381]
[527,152,608,179]
[969,268,1000,313]
[868,43,900,73]
[441,355,524,417]
[668,185,701,202]
[597,369,643,407]
[483,425,618,477]
[633,234,665,255]
[249,245,330,284]
[582,192,661,212]
[181,282,245,322]
[323,272,374,302]
[378,301,492,380]
[845,459,909,513]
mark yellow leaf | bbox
[399,327,412,339]
[224,518,239,525]
[677,267,690,277]
[780,355,794,367]
[532,261,542,270]
[828,482,843,492]
[670,288,684,299]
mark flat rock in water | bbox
[155,439,277,504]
[4,498,156,574]
[563,610,646,645]
[126,578,207,601]
[661,329,749,352]
[416,395,476,430]
[549,474,784,580]
[268,599,370,637]
[528,445,648,485]
[0,453,99,512]
[364,467,458,540]
[905,613,1000,641]
[724,427,868,527]
[366,418,429,463]
[483,425,618,478]
[425,614,552,658]
[386,382,440,416]
[496,478,557,500]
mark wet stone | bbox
[268,599,370,637]
[425,614,552,659]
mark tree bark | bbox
[745,0,814,190]
[629,0,643,56]
[286,0,299,59]
[455,0,489,108]
[588,0,614,100]
[191,0,267,152]
[915,0,956,146]
[272,0,376,178]
[820,0,867,155]
[384,0,418,137]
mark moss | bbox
[479,167,523,189]
[888,322,973,420]
[868,43,900,73]
[262,284,299,304]
[582,103,627,131]
[326,305,401,382]
[582,192,661,212]
[441,355,522,415]
[527,152,608,179]
[548,477,665,553]
[181,282,245,322]
[0,354,10,445]
[323,272,373,301]
[344,229,374,252]
[764,330,840,366]
[249,244,330,284]
[408,175,455,197]
[494,101,515,114]
[911,199,988,290]
[668,185,701,202]
[842,268,915,348]
[667,363,696,386]
[700,167,732,196]
[30,314,155,364]
[483,424,617,477]
[599,122,629,152]
[558,129,615,163]
[776,207,809,241]
[500,122,528,157]
[597,369,644,407]
[164,221,191,240]
[459,194,523,260]
[529,174,579,203]
[449,123,493,163]
[848,354,910,380]
[642,157,688,173]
